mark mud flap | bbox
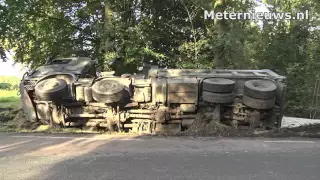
[20,84,38,122]
[276,83,287,128]
[52,105,65,126]
[36,103,52,125]
[249,111,260,129]
[212,104,221,122]
[265,110,278,129]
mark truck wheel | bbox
[243,95,275,110]
[202,91,234,104]
[92,79,124,103]
[35,78,69,102]
[244,80,277,99]
[202,78,235,93]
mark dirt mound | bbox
[178,110,320,138]
[0,107,40,132]
[263,125,320,138]
[180,111,255,137]
[183,121,253,137]
[289,124,320,133]
[0,108,20,122]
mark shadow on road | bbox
[1,133,320,180]
[0,132,150,180]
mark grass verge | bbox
[0,89,21,108]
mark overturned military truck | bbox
[20,57,286,134]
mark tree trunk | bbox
[102,1,114,70]
[213,0,228,69]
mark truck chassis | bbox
[20,58,286,134]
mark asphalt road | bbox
[0,133,320,180]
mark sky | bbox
[0,2,268,79]
[0,52,28,78]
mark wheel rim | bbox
[101,82,117,91]
[43,79,59,90]
[252,82,266,89]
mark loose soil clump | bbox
[0,107,40,132]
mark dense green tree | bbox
[0,0,320,117]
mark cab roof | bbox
[31,57,94,78]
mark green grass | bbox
[0,76,20,85]
[0,75,21,108]
[0,89,21,108]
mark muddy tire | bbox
[202,78,235,93]
[92,79,124,103]
[244,80,277,99]
[35,78,69,102]
[243,95,275,110]
[202,91,234,104]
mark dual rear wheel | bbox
[202,78,277,109]
[202,78,235,103]
[243,80,277,110]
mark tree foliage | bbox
[0,0,320,117]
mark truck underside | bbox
[20,69,286,134]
